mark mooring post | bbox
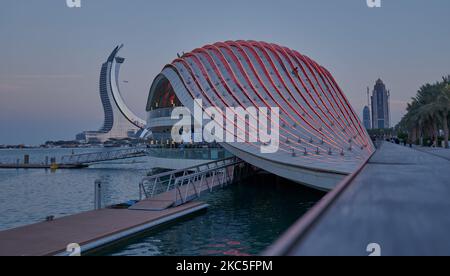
[94,180,102,210]
[24,155,30,165]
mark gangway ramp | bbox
[60,148,148,166]
[137,157,254,210]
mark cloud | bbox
[390,100,408,108]
[0,74,84,79]
[0,84,24,92]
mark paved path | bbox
[267,142,450,256]
[413,145,450,161]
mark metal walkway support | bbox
[139,157,253,206]
[60,148,148,165]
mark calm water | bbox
[0,148,148,231]
[0,148,324,256]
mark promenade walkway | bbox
[266,142,450,256]
[413,145,450,161]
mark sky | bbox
[0,0,449,145]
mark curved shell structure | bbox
[150,40,375,190]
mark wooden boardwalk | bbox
[266,142,450,256]
[0,201,208,256]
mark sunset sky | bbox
[1,0,449,144]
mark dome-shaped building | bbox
[146,40,374,190]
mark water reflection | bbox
[104,174,323,256]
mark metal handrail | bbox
[173,162,237,206]
[139,157,245,203]
[60,148,147,165]
[140,157,237,183]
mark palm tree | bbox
[396,76,450,147]
[402,99,421,143]
[419,102,439,146]
[437,84,450,148]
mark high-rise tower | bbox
[371,79,390,129]
[363,106,371,130]
[363,87,371,129]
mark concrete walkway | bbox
[267,142,450,256]
[413,145,450,161]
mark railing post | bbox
[151,178,158,197]
[192,175,200,197]
[221,169,226,188]
[94,179,102,210]
[184,178,190,203]
[175,179,183,206]
[210,171,216,192]
[167,174,174,192]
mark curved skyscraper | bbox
[145,40,375,190]
[82,45,146,142]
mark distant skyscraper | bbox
[363,87,371,130]
[363,106,371,130]
[79,45,146,142]
[371,79,390,129]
